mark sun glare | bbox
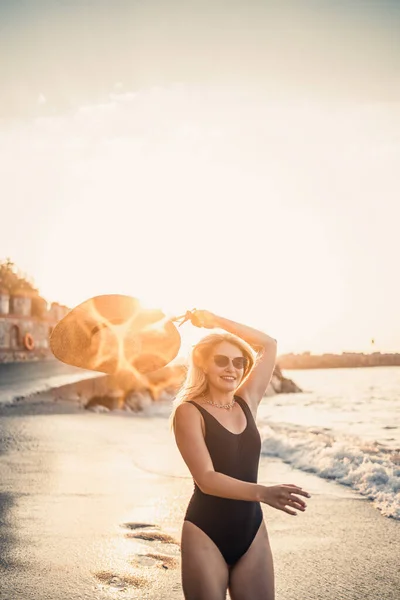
[2,80,399,355]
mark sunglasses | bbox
[212,354,248,370]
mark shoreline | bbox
[0,378,106,416]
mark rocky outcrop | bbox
[76,363,301,411]
[81,364,185,412]
[266,364,302,395]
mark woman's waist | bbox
[196,463,260,483]
[185,487,261,518]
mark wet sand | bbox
[0,393,399,600]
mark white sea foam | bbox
[259,420,400,520]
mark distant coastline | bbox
[278,352,400,370]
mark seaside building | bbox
[0,288,68,363]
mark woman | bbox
[171,309,311,600]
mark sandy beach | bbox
[0,392,399,600]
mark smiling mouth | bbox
[220,376,236,381]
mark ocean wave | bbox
[259,421,400,520]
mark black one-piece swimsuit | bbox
[184,395,263,567]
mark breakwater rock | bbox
[71,364,302,412]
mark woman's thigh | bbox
[181,521,229,600]
[228,521,275,600]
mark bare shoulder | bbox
[174,400,200,420]
[173,401,205,437]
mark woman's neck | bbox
[202,388,235,406]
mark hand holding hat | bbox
[174,309,216,329]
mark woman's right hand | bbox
[260,484,311,516]
[189,309,217,329]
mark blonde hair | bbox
[169,332,255,431]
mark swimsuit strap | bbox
[234,395,256,425]
[186,400,214,437]
[186,400,210,417]
[233,394,247,411]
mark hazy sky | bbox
[1,0,399,355]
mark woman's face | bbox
[204,341,246,394]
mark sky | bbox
[1,0,400,356]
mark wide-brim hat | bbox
[50,294,181,375]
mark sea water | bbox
[257,367,400,520]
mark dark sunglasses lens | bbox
[214,355,229,367]
[213,355,247,369]
[233,357,247,369]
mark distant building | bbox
[0,288,69,363]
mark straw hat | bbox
[49,294,181,375]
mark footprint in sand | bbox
[132,553,179,570]
[125,530,179,544]
[121,522,180,546]
[94,571,148,591]
[123,523,180,569]
[93,522,180,591]
[93,523,180,591]
[121,522,158,530]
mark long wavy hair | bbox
[169,332,255,431]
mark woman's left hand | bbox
[190,309,217,329]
